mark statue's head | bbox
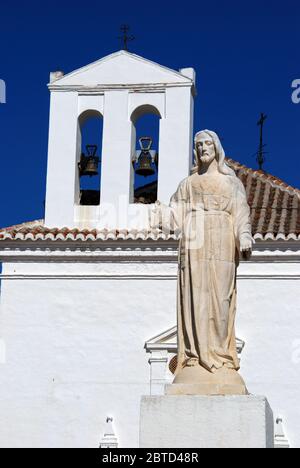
[194,130,235,176]
[194,132,216,166]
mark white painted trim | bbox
[48,50,194,87]
[274,417,290,449]
[238,275,300,280]
[145,327,245,355]
[0,250,179,263]
[0,240,299,263]
[99,417,119,449]
[1,275,300,281]
[49,83,194,92]
[0,274,177,281]
[0,255,299,265]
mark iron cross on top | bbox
[119,25,135,51]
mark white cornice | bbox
[0,274,177,280]
[1,274,299,281]
[48,82,194,93]
[0,240,299,263]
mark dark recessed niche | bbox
[80,190,100,206]
[134,181,158,204]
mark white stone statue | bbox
[151,130,253,395]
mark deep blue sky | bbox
[0,0,299,228]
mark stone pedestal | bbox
[166,366,248,396]
[140,395,274,448]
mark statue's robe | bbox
[160,172,252,374]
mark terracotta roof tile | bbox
[225,159,300,238]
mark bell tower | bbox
[45,51,196,229]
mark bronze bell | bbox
[79,145,100,177]
[135,152,156,177]
[83,156,99,177]
[134,137,156,177]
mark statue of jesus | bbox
[151,130,253,395]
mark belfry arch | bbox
[130,105,161,204]
[76,110,103,206]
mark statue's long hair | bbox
[194,130,235,177]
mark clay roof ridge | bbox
[0,219,44,232]
[226,158,300,198]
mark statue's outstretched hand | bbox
[149,201,162,230]
[240,234,253,260]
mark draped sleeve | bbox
[232,178,253,248]
[150,178,189,233]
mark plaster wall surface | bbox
[0,255,299,447]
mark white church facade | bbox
[0,51,299,448]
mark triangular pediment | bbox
[145,326,177,352]
[145,326,245,355]
[49,50,194,87]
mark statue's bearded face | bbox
[195,134,216,165]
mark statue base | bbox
[140,395,274,448]
[166,365,248,396]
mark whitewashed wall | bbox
[0,258,177,448]
[236,263,300,449]
[0,242,299,448]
